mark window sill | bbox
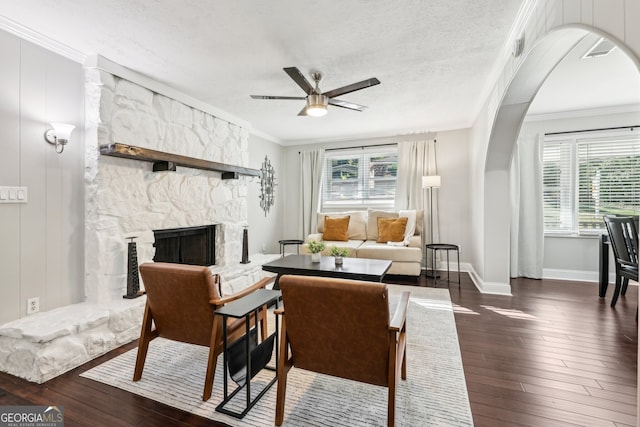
[544,233,604,240]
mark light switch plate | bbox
[0,186,27,203]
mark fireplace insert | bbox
[152,224,216,266]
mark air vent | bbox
[582,37,616,59]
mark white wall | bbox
[0,29,85,323]
[247,134,284,255]
[281,130,473,263]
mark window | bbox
[321,145,398,210]
[543,129,640,234]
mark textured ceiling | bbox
[0,0,527,143]
[8,1,634,145]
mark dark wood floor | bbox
[0,273,636,426]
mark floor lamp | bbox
[423,175,441,278]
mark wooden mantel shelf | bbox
[99,143,260,179]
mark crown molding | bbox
[249,128,282,144]
[0,17,256,134]
[524,103,640,122]
[0,16,86,63]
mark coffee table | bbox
[262,254,392,290]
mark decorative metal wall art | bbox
[259,155,276,216]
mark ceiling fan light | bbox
[306,94,328,117]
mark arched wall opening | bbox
[482,25,640,294]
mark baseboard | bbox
[542,268,615,283]
[424,263,513,295]
[466,264,512,295]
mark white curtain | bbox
[510,133,544,278]
[299,149,325,239]
[395,139,439,263]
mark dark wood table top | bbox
[214,289,281,318]
[262,254,392,283]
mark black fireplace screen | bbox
[152,224,216,266]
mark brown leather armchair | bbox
[275,275,410,427]
[134,262,273,401]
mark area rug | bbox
[80,285,473,426]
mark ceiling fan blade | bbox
[297,106,309,116]
[284,67,314,95]
[322,77,380,99]
[250,95,306,100]
[329,99,367,112]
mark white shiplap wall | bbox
[0,30,84,324]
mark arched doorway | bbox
[483,25,640,293]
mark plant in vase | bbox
[329,246,350,265]
[307,240,326,263]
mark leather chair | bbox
[275,275,410,427]
[604,216,639,307]
[134,262,272,401]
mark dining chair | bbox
[603,216,639,308]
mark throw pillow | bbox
[316,211,367,240]
[367,210,398,240]
[377,217,408,243]
[323,216,351,241]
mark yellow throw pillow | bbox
[377,217,408,243]
[323,216,350,241]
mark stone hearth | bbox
[0,254,279,383]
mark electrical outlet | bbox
[27,297,39,315]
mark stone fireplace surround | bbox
[0,69,278,383]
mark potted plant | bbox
[329,246,349,265]
[307,240,326,263]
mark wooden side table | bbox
[215,289,281,418]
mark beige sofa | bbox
[300,209,424,276]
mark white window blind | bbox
[577,136,640,230]
[543,141,573,232]
[321,145,397,210]
[542,129,640,234]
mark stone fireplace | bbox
[84,68,252,303]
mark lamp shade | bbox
[422,175,441,188]
[50,122,75,142]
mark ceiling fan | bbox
[250,67,380,117]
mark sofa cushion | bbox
[357,240,423,263]
[317,211,367,240]
[399,210,416,241]
[415,209,424,236]
[323,216,350,241]
[377,217,408,243]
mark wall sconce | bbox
[44,122,75,154]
